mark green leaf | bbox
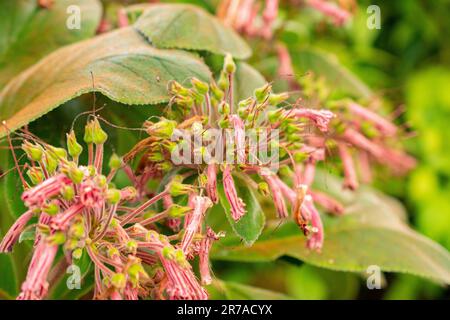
[0,27,211,139]
[212,173,450,285]
[212,280,292,300]
[0,0,102,88]
[218,176,265,246]
[134,4,251,59]
[234,62,266,102]
[292,48,372,99]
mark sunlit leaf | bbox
[134,4,251,59]
[0,0,102,88]
[0,27,211,138]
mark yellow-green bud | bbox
[224,53,236,74]
[67,164,84,184]
[254,83,272,102]
[22,141,43,162]
[111,273,126,289]
[268,92,289,105]
[218,101,230,115]
[61,185,75,201]
[168,205,192,218]
[126,240,137,254]
[42,200,60,216]
[258,182,270,196]
[91,118,108,145]
[145,118,177,139]
[106,188,121,204]
[66,130,83,158]
[210,82,224,101]
[26,167,44,185]
[43,153,58,174]
[83,121,94,144]
[72,248,83,260]
[218,70,229,91]
[48,232,66,245]
[191,77,209,95]
[108,153,122,170]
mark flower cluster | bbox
[0,55,413,300]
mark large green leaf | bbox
[0,27,211,139]
[218,176,265,246]
[212,173,450,285]
[291,48,372,99]
[0,0,102,88]
[134,4,251,59]
[234,62,266,102]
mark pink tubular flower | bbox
[181,196,213,254]
[22,174,71,208]
[79,178,104,208]
[163,194,181,232]
[342,128,416,173]
[206,163,218,203]
[50,203,84,231]
[199,227,222,285]
[285,108,336,132]
[229,115,246,164]
[347,102,397,136]
[307,0,351,26]
[117,8,129,28]
[261,0,278,39]
[310,190,344,215]
[0,210,34,253]
[17,241,58,300]
[260,168,288,218]
[222,165,246,221]
[338,143,359,190]
[303,196,324,251]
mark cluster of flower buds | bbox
[0,116,224,300]
[130,54,414,256]
[0,53,414,300]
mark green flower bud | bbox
[42,200,60,216]
[268,92,289,105]
[126,240,137,254]
[224,53,236,74]
[145,118,177,139]
[191,77,209,95]
[162,246,175,259]
[169,181,194,197]
[254,83,272,103]
[61,186,75,201]
[66,130,83,158]
[167,80,190,96]
[106,188,121,204]
[218,70,229,91]
[43,153,58,174]
[69,223,85,239]
[26,167,44,185]
[48,232,66,245]
[87,165,96,176]
[174,249,189,268]
[108,246,120,259]
[108,153,122,170]
[22,141,43,162]
[49,146,68,160]
[83,121,94,144]
[258,182,270,196]
[91,118,108,145]
[157,161,172,172]
[72,248,83,260]
[67,163,84,184]
[210,82,224,101]
[111,273,126,289]
[95,175,107,188]
[268,109,282,123]
[168,204,192,218]
[218,101,230,115]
